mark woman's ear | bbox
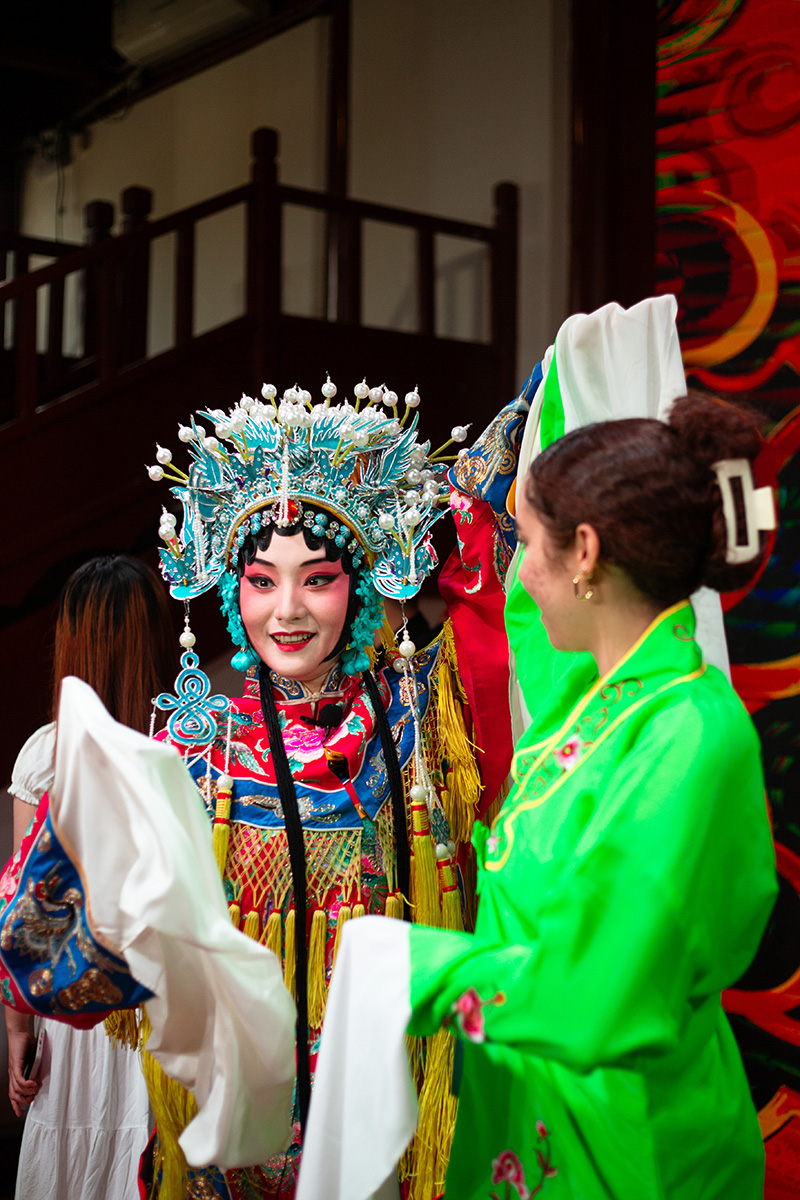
[573,523,601,575]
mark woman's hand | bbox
[6,1007,40,1116]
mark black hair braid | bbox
[257,662,312,1136]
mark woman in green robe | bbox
[405,391,778,1199]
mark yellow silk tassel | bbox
[410,803,441,928]
[212,784,233,876]
[332,904,352,967]
[103,1007,141,1050]
[140,1008,198,1200]
[243,909,261,940]
[437,858,463,932]
[265,910,282,960]
[307,909,328,1029]
[352,902,366,919]
[385,892,403,920]
[410,1029,457,1200]
[437,622,482,843]
[284,908,297,998]
[228,902,241,930]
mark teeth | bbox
[273,633,311,644]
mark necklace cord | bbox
[258,663,311,1135]
[362,670,410,919]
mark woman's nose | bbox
[274,580,305,622]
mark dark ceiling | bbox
[0,1,330,178]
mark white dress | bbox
[9,723,151,1200]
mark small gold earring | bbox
[573,573,594,601]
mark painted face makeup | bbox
[239,531,351,691]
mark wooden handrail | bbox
[0,232,80,260]
[0,124,518,433]
[279,184,496,242]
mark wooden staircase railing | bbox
[0,126,517,440]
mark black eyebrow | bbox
[247,556,336,569]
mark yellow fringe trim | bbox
[352,902,366,919]
[410,803,441,928]
[212,785,232,876]
[284,908,297,998]
[409,1029,457,1200]
[332,904,351,968]
[228,901,241,929]
[307,909,328,1028]
[243,909,261,940]
[438,858,463,933]
[140,1008,198,1200]
[385,892,403,920]
[437,621,482,842]
[103,1007,142,1050]
[264,910,282,960]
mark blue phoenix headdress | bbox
[149,379,469,603]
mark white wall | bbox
[21,1,570,387]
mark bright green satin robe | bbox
[409,601,776,1199]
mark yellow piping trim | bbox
[506,599,691,797]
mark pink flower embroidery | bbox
[553,733,582,771]
[489,1127,556,1199]
[282,722,327,763]
[449,987,506,1043]
[491,1150,530,1199]
[449,491,473,513]
[487,833,500,854]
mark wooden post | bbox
[491,182,519,401]
[83,199,114,362]
[249,127,281,389]
[119,185,153,365]
[325,0,351,320]
[175,221,195,349]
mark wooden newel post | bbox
[119,185,153,365]
[491,181,519,403]
[249,127,281,390]
[83,199,115,360]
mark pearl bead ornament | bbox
[354,380,370,400]
[179,629,196,649]
[156,445,172,465]
[410,784,427,802]
[435,843,450,860]
[451,426,468,443]
[383,390,398,407]
[261,383,277,399]
[322,377,337,399]
[369,386,384,404]
[217,773,234,792]
[178,425,195,443]
[405,389,420,408]
[148,465,164,481]
[399,637,416,658]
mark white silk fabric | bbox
[296,915,415,1200]
[510,295,730,744]
[51,676,296,1170]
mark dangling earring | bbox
[155,602,229,745]
[573,572,594,601]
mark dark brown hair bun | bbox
[526,391,769,608]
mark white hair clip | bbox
[711,458,777,565]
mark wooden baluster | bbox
[336,210,361,325]
[15,287,37,421]
[44,273,65,396]
[174,221,195,349]
[249,127,281,388]
[119,185,152,365]
[416,227,435,337]
[491,182,519,402]
[83,200,114,366]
